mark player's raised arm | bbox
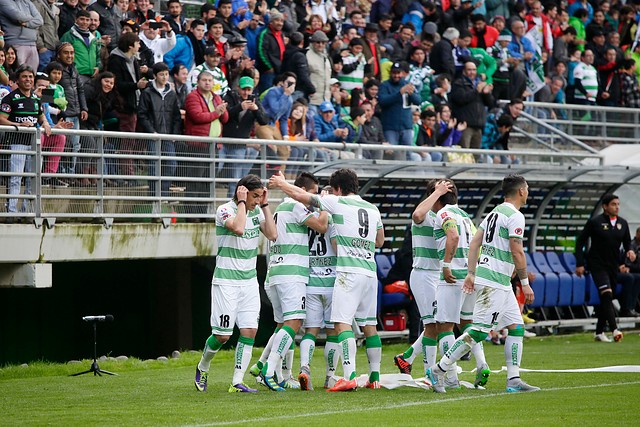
[259,187,277,241]
[268,172,322,210]
[304,211,329,234]
[224,185,250,236]
[413,180,453,224]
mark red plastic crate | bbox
[382,313,406,331]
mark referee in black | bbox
[575,193,636,342]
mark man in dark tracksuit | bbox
[575,193,636,342]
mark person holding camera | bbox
[221,75,269,195]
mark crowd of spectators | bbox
[2,0,640,202]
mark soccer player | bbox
[427,174,540,393]
[299,186,341,390]
[431,179,488,389]
[575,193,635,342]
[269,169,385,391]
[194,174,277,393]
[260,172,329,391]
[394,180,453,377]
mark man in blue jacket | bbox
[164,19,206,70]
[378,61,421,160]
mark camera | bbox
[247,94,256,102]
[149,21,163,30]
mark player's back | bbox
[320,194,382,278]
[475,202,525,289]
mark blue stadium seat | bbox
[375,254,393,280]
[585,275,600,305]
[531,252,560,308]
[525,253,545,308]
[545,252,573,307]
[556,252,586,306]
[375,254,410,314]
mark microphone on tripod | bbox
[82,315,114,322]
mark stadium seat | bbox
[375,254,393,280]
[585,275,600,306]
[545,252,573,307]
[556,252,587,307]
[525,253,545,308]
[531,252,560,309]
[375,254,410,314]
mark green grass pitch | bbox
[1,332,639,426]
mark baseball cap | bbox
[391,61,409,73]
[319,101,335,113]
[239,76,254,89]
[204,46,221,56]
[329,78,340,86]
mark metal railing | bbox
[0,125,603,223]
[517,101,640,148]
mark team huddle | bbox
[193,169,539,394]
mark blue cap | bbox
[319,101,335,113]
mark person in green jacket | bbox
[60,9,101,85]
[460,32,498,84]
[569,8,588,53]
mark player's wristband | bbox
[237,200,246,206]
[442,262,451,269]
[260,203,269,208]
[520,278,530,287]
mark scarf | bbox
[187,31,206,67]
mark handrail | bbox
[517,110,600,154]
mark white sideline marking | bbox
[186,380,640,427]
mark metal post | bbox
[260,142,267,179]
[209,140,216,215]
[34,128,42,220]
[153,138,162,215]
[96,133,104,215]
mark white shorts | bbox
[410,269,438,325]
[266,281,307,323]
[435,281,477,323]
[304,293,334,329]
[330,271,378,326]
[210,281,260,335]
[472,285,523,333]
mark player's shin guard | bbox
[325,335,341,377]
[505,327,524,380]
[300,334,316,368]
[263,326,295,377]
[421,336,438,375]
[365,335,382,382]
[338,330,357,380]
[199,334,224,372]
[232,336,254,385]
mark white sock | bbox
[258,332,276,366]
[282,346,294,380]
[471,340,487,368]
[422,336,438,376]
[325,338,341,377]
[231,337,254,385]
[300,335,316,368]
[198,335,223,372]
[505,334,523,380]
[265,327,294,377]
[341,336,357,380]
[405,335,423,364]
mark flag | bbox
[524,28,546,94]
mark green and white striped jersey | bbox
[475,202,525,289]
[212,200,265,286]
[319,194,383,278]
[308,215,337,295]
[433,204,474,280]
[412,210,439,271]
[266,197,315,286]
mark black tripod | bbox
[71,319,117,376]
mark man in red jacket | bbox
[470,14,499,49]
[184,71,228,219]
